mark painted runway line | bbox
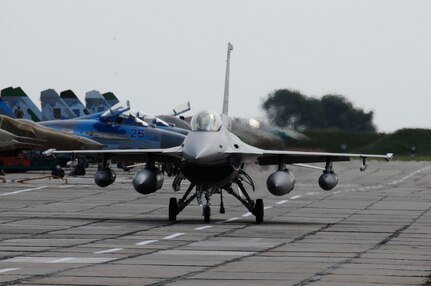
[0,186,47,197]
[48,257,74,263]
[136,240,158,246]
[225,217,239,222]
[157,250,256,256]
[290,195,302,199]
[94,248,123,254]
[242,212,253,217]
[276,200,288,205]
[0,268,20,274]
[2,257,113,264]
[162,233,185,240]
[194,226,212,230]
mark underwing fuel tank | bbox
[133,167,164,194]
[94,169,116,187]
[318,172,338,190]
[266,170,295,196]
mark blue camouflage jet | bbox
[40,102,186,150]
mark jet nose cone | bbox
[182,132,227,164]
[183,144,211,161]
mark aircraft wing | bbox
[225,147,393,165]
[45,146,183,163]
[255,150,393,165]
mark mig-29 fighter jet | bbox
[45,43,393,223]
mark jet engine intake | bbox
[266,170,295,196]
[94,168,116,187]
[318,171,338,190]
[133,167,164,195]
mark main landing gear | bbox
[168,171,264,223]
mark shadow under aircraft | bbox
[45,43,393,223]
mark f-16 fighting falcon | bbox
[45,43,393,223]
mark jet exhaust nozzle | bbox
[133,167,164,195]
[318,172,338,190]
[266,170,295,196]
[94,169,116,187]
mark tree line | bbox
[261,89,376,132]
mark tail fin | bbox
[41,89,77,120]
[0,98,14,117]
[85,90,111,113]
[222,42,233,116]
[1,87,42,121]
[102,92,120,107]
[60,90,91,117]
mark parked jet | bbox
[40,102,186,150]
[41,89,77,120]
[0,98,14,118]
[85,90,111,113]
[45,43,393,223]
[0,115,102,154]
[102,91,120,107]
[1,87,42,121]
[60,90,91,117]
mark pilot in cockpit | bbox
[191,111,222,132]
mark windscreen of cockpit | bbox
[190,111,222,131]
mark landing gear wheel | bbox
[169,197,178,221]
[254,199,264,224]
[203,205,211,223]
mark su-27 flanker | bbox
[44,43,393,223]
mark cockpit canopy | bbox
[190,111,222,132]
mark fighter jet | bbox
[40,102,186,150]
[41,89,77,120]
[45,43,393,223]
[60,90,91,117]
[1,87,42,121]
[0,115,102,153]
[85,90,112,113]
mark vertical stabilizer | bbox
[102,92,120,107]
[60,90,91,117]
[85,90,111,113]
[0,98,14,117]
[222,42,233,116]
[41,89,77,120]
[1,87,42,121]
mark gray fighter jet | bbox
[45,43,393,223]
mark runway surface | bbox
[0,160,430,285]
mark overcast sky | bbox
[1,0,430,132]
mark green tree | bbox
[262,89,376,132]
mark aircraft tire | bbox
[254,199,264,224]
[169,197,178,221]
[203,205,211,223]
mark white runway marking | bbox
[2,257,113,264]
[48,257,74,263]
[162,233,185,240]
[276,200,288,205]
[194,226,212,230]
[264,206,273,210]
[0,186,47,197]
[136,240,158,246]
[157,250,256,256]
[0,268,20,274]
[225,217,239,222]
[94,248,123,254]
[306,192,316,195]
[290,195,302,199]
[242,212,253,217]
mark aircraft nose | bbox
[182,133,225,164]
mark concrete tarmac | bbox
[0,160,430,285]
